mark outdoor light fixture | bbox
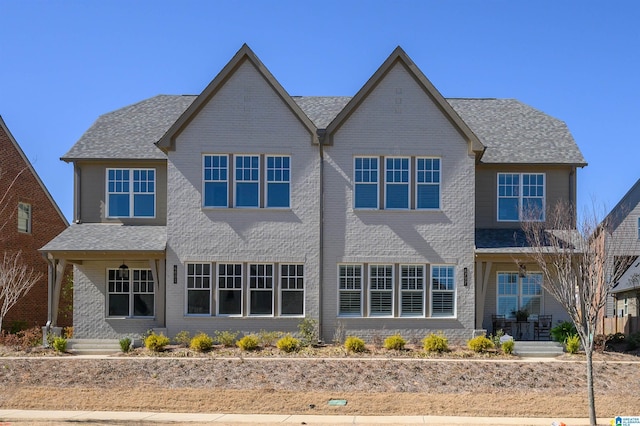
[518,263,526,278]
[463,267,468,286]
[118,262,129,280]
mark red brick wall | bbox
[0,121,71,331]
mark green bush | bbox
[551,321,577,343]
[144,332,170,352]
[344,336,366,353]
[52,336,67,353]
[467,335,494,353]
[190,333,214,352]
[119,337,132,353]
[607,332,626,344]
[565,334,581,354]
[215,330,239,347]
[422,332,449,353]
[257,330,283,347]
[174,330,191,347]
[237,334,259,351]
[626,332,640,350]
[297,317,318,346]
[276,335,300,353]
[501,339,515,355]
[383,334,406,350]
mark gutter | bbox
[317,129,326,342]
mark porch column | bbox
[148,258,165,327]
[475,261,492,329]
[46,255,66,327]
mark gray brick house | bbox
[41,45,586,343]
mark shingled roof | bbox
[41,224,167,253]
[62,95,585,166]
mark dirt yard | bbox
[1,345,639,419]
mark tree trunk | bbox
[586,347,596,425]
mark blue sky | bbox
[1,1,639,222]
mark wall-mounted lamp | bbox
[118,262,129,280]
[463,267,468,286]
[173,265,178,284]
[518,264,527,278]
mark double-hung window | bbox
[400,265,424,316]
[338,265,362,316]
[218,263,242,315]
[249,264,273,315]
[496,272,542,318]
[235,155,260,207]
[186,263,211,315]
[369,265,394,315]
[266,156,290,208]
[17,202,31,233]
[280,264,304,315]
[431,265,455,317]
[203,155,228,207]
[107,268,154,317]
[416,158,440,209]
[385,158,409,209]
[354,157,378,209]
[107,168,155,218]
[498,173,545,221]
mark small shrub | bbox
[276,334,300,353]
[297,317,318,346]
[62,326,74,339]
[593,334,607,352]
[215,330,239,347]
[565,334,581,354]
[9,320,28,334]
[237,334,259,351]
[626,332,640,350]
[551,321,577,343]
[190,333,214,352]
[422,332,449,353]
[501,339,515,355]
[467,335,494,353]
[257,330,283,347]
[144,332,170,352]
[344,336,366,353]
[332,321,346,345]
[52,336,67,353]
[383,334,406,350]
[119,337,132,353]
[607,332,626,344]
[489,329,505,348]
[174,330,191,347]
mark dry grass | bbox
[1,343,639,418]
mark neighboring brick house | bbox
[0,116,71,331]
[41,45,586,342]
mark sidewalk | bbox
[0,409,609,425]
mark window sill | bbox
[106,316,156,320]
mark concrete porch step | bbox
[513,340,564,357]
[66,339,122,355]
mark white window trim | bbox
[496,271,544,319]
[233,154,261,208]
[265,155,291,209]
[384,157,410,210]
[17,202,31,233]
[106,268,155,318]
[279,263,305,317]
[353,156,379,210]
[202,154,229,208]
[106,168,157,219]
[430,265,456,318]
[415,157,441,211]
[496,172,546,222]
[399,264,426,317]
[185,262,212,316]
[216,262,244,317]
[368,264,395,317]
[248,263,275,316]
[337,264,363,317]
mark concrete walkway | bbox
[0,409,612,425]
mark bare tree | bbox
[520,200,637,425]
[0,251,43,331]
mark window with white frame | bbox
[497,173,545,221]
[400,265,424,316]
[496,272,542,318]
[637,218,640,239]
[431,265,455,317]
[369,265,394,315]
[385,158,409,209]
[249,264,273,315]
[354,157,379,209]
[17,202,31,233]
[266,156,290,208]
[416,158,440,209]
[235,155,260,207]
[338,264,362,316]
[107,268,154,317]
[217,263,242,315]
[186,263,211,315]
[107,168,155,218]
[280,264,304,315]
[203,154,228,207]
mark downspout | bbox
[74,163,82,223]
[317,129,326,342]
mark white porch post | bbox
[475,261,492,329]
